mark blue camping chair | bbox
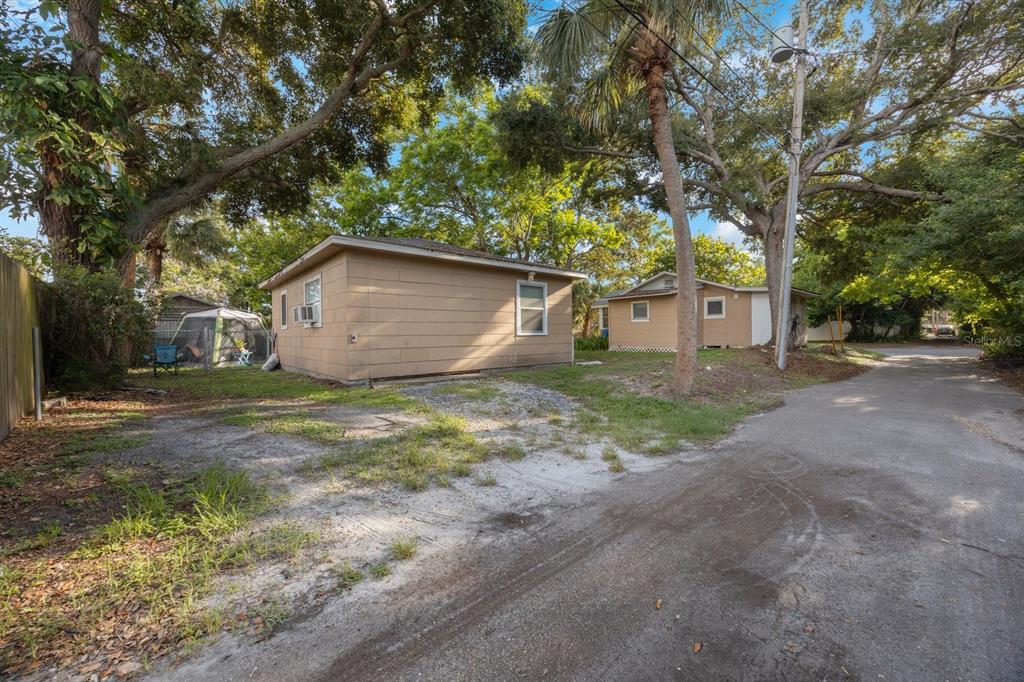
[153,344,179,376]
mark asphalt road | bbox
[175,345,1024,681]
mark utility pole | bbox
[775,0,808,371]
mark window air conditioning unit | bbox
[293,305,318,326]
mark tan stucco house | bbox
[601,272,820,351]
[258,236,586,383]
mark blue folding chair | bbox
[153,344,179,376]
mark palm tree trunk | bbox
[645,63,698,394]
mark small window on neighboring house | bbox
[280,291,287,329]
[631,301,650,322]
[704,297,726,319]
[517,281,548,335]
[599,307,609,330]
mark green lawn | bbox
[510,348,862,453]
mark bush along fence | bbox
[0,252,40,441]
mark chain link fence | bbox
[152,327,273,369]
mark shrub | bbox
[40,267,153,390]
[575,335,609,352]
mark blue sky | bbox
[2,1,805,249]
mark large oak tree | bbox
[0,0,527,270]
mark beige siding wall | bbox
[608,295,677,350]
[270,249,574,382]
[272,251,349,380]
[698,285,752,347]
[608,286,760,349]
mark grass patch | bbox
[222,411,347,444]
[474,472,497,486]
[130,366,416,409]
[562,446,586,460]
[493,442,525,461]
[65,433,152,456]
[432,382,501,401]
[306,413,488,490]
[0,467,27,488]
[333,561,364,590]
[600,446,618,462]
[389,536,419,561]
[2,522,62,557]
[218,523,319,568]
[608,459,626,473]
[0,463,274,674]
[370,562,391,580]
[509,351,777,452]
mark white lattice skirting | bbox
[609,345,676,353]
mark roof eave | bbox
[259,236,587,290]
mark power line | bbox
[665,2,793,133]
[605,0,789,150]
[730,0,1002,58]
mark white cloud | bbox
[712,221,750,250]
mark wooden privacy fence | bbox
[1,252,40,441]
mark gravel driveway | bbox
[156,345,1024,681]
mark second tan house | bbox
[597,272,820,351]
[258,235,586,383]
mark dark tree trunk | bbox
[41,0,103,270]
[146,244,164,284]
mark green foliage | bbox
[40,268,153,390]
[647,234,765,286]
[575,335,609,351]
[0,231,50,279]
[798,123,1024,352]
[0,13,136,264]
[2,0,529,263]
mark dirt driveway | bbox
[151,345,1024,681]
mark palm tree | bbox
[536,0,726,394]
[144,206,228,284]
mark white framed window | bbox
[704,296,726,319]
[280,290,287,330]
[631,300,650,322]
[516,281,548,336]
[303,273,322,327]
[599,306,609,330]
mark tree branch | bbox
[126,1,436,242]
[801,180,948,202]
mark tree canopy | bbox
[795,118,1024,351]
[0,0,528,267]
